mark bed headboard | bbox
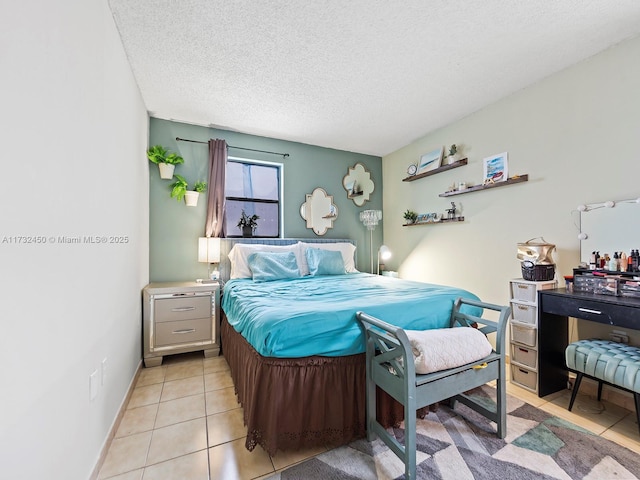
[219,238,356,282]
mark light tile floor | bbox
[97,352,640,480]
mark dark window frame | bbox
[225,157,283,238]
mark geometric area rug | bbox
[267,385,640,480]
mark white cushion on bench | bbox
[406,327,493,374]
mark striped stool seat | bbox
[565,339,640,434]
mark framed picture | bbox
[415,214,428,223]
[483,152,508,184]
[417,147,443,175]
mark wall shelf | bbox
[403,158,468,182]
[438,174,528,197]
[403,216,464,226]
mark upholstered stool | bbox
[565,339,640,434]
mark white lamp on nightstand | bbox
[378,245,391,275]
[198,237,221,282]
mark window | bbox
[225,158,282,237]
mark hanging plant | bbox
[147,145,185,179]
[170,175,188,201]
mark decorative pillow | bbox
[405,327,493,374]
[228,243,302,279]
[247,251,301,282]
[305,248,346,276]
[298,242,357,274]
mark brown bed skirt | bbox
[221,314,424,455]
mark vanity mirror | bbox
[579,198,640,265]
[299,187,338,236]
[343,163,374,206]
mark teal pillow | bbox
[305,248,346,276]
[247,251,301,282]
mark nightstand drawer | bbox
[155,296,211,323]
[155,318,211,346]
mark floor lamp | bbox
[360,210,382,274]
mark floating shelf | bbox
[403,158,468,182]
[403,216,465,226]
[438,174,528,197]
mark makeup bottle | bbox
[608,254,617,272]
[620,252,627,272]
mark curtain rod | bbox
[175,137,289,158]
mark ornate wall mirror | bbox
[299,187,338,236]
[342,163,374,206]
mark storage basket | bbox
[510,301,537,325]
[511,364,538,391]
[511,344,537,369]
[510,321,537,347]
[521,261,555,281]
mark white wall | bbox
[0,1,149,479]
[383,36,640,312]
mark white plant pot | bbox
[447,153,461,165]
[184,191,200,207]
[158,163,175,179]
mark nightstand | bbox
[142,281,221,367]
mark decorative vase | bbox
[242,226,253,238]
[158,163,175,179]
[184,191,199,207]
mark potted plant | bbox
[147,144,184,179]
[237,210,260,237]
[403,209,418,225]
[169,174,188,202]
[184,181,207,207]
[447,144,461,165]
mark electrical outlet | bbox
[90,370,99,401]
[610,332,629,343]
[101,358,108,386]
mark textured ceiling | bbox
[108,1,640,156]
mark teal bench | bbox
[357,297,511,480]
[566,339,640,434]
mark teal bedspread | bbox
[222,273,480,358]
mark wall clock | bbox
[407,164,417,176]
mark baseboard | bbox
[89,360,143,480]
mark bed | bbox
[219,238,480,455]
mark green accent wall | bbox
[149,118,382,281]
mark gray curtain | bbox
[205,139,227,237]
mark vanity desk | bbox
[537,288,640,397]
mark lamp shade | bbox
[360,210,382,230]
[198,237,221,263]
[379,245,392,261]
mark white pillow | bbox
[228,243,302,279]
[298,242,358,274]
